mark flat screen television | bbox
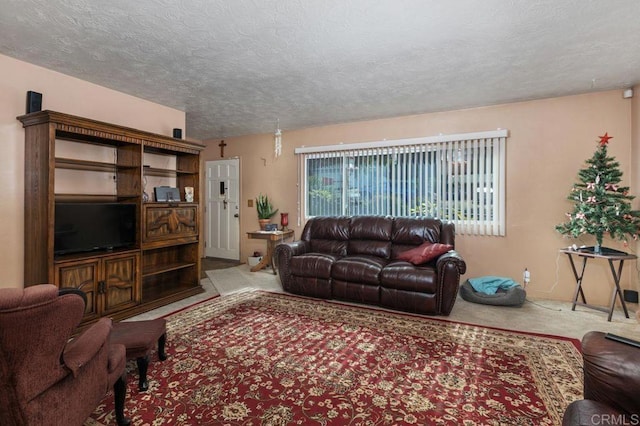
[54,202,137,256]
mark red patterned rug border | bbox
[160,294,220,318]
[169,289,582,350]
[322,297,583,351]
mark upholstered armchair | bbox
[0,284,130,425]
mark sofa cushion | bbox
[302,217,350,256]
[348,240,392,258]
[290,253,340,279]
[309,240,348,255]
[347,216,393,257]
[392,217,442,244]
[350,216,393,240]
[395,242,453,265]
[332,255,388,285]
[380,261,438,293]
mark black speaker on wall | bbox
[173,128,182,139]
[26,91,42,114]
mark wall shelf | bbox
[144,166,198,177]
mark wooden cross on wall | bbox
[219,139,227,157]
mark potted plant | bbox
[256,194,278,230]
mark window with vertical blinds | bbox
[295,129,508,236]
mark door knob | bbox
[234,213,239,218]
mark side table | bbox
[560,247,636,321]
[247,229,295,274]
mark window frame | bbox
[295,129,508,236]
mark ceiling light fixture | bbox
[274,119,282,157]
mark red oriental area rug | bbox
[88,291,583,425]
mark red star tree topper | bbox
[599,132,613,146]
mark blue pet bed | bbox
[460,277,526,307]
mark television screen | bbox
[54,203,136,256]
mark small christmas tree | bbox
[556,133,640,251]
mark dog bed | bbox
[460,279,526,307]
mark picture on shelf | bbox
[155,186,181,202]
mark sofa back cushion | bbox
[300,216,455,260]
[348,216,393,258]
[390,217,451,259]
[301,216,350,255]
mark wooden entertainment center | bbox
[19,110,205,324]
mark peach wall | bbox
[0,53,185,289]
[632,85,640,207]
[203,90,638,307]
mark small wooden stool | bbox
[111,318,167,392]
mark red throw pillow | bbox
[396,242,453,265]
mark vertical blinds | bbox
[295,129,507,236]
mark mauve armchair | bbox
[0,284,130,425]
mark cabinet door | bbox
[102,253,140,316]
[143,204,198,244]
[55,259,101,321]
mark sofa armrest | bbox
[278,240,309,257]
[275,241,310,292]
[63,317,112,377]
[582,331,640,415]
[436,250,466,315]
[562,399,625,426]
[436,250,466,274]
[274,240,309,267]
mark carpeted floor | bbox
[88,291,582,425]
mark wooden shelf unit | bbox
[19,110,205,322]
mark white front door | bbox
[205,159,240,259]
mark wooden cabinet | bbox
[18,110,205,324]
[141,203,201,308]
[55,251,140,321]
[143,204,198,244]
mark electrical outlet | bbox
[523,268,530,287]
[248,199,253,207]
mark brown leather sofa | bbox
[274,216,466,315]
[563,331,640,425]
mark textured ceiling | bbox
[2,0,640,140]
